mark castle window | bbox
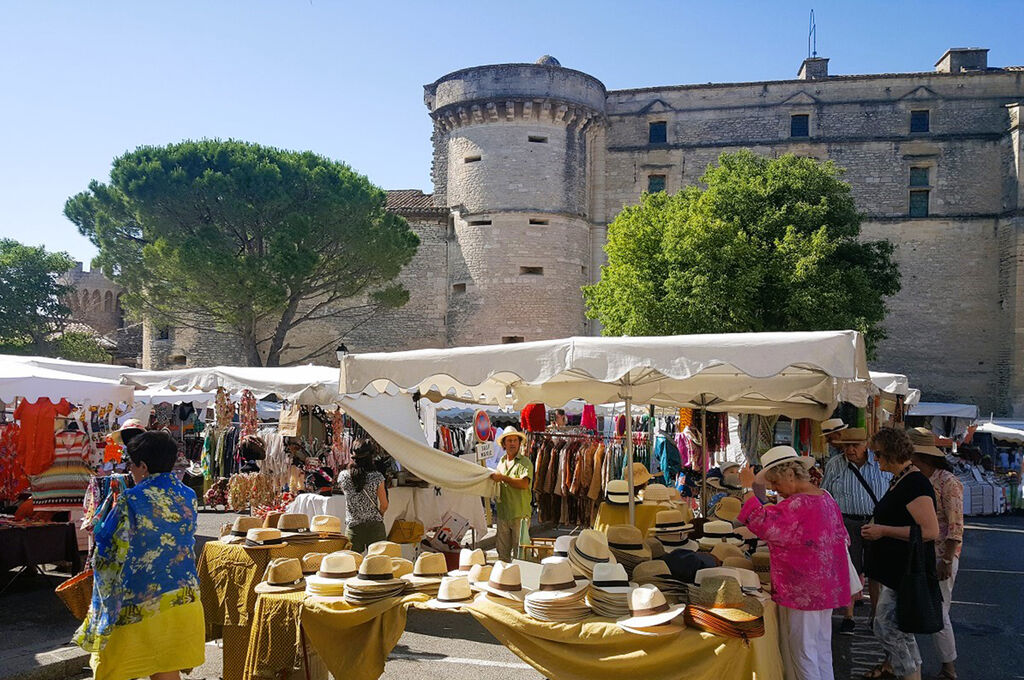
[520,266,544,276]
[169,355,187,367]
[909,166,930,217]
[501,336,525,344]
[647,175,666,193]
[103,291,113,312]
[157,326,170,341]
[452,283,466,293]
[910,110,930,134]
[529,218,549,225]
[648,121,667,144]
[468,219,492,226]
[790,114,810,138]
[528,136,548,144]
[464,155,481,163]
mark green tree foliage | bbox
[53,332,112,363]
[65,140,420,366]
[584,151,900,355]
[0,239,73,347]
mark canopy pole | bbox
[700,400,709,518]
[625,393,635,526]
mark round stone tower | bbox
[424,57,606,346]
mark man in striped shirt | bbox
[821,426,891,634]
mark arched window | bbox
[115,294,125,328]
[91,290,101,308]
[80,290,91,309]
[104,291,113,312]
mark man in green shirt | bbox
[490,427,534,561]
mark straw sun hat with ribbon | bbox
[402,552,449,594]
[255,557,305,594]
[820,418,848,436]
[245,528,286,549]
[832,427,868,445]
[448,547,487,576]
[604,479,635,505]
[908,427,945,457]
[616,584,686,636]
[496,427,527,448]
[756,446,816,480]
[568,529,616,578]
[220,516,262,544]
[475,561,530,601]
[367,541,403,559]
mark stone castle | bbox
[71,48,1024,415]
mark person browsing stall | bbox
[489,427,534,562]
[820,426,890,634]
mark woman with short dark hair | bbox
[862,427,940,680]
[75,430,204,680]
[337,441,389,552]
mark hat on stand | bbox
[305,552,359,598]
[255,557,306,593]
[343,555,407,605]
[448,548,487,576]
[567,529,616,579]
[586,562,635,618]
[220,516,263,544]
[615,585,686,636]
[523,559,590,622]
[367,541,403,559]
[630,463,653,486]
[244,528,287,549]
[606,525,651,573]
[698,520,745,549]
[475,561,530,602]
[426,576,476,610]
[604,479,635,506]
[311,515,343,537]
[402,552,449,596]
[278,514,317,542]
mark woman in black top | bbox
[861,427,939,680]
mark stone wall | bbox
[62,262,123,336]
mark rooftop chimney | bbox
[798,57,829,80]
[935,48,988,73]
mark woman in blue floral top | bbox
[74,430,204,680]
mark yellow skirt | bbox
[91,600,205,680]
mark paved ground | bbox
[4,509,1022,680]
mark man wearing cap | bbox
[821,426,890,633]
[490,427,534,562]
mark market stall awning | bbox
[121,364,344,405]
[340,331,870,419]
[133,388,218,407]
[0,362,135,404]
[975,421,1024,444]
[839,370,920,408]
[907,402,979,420]
[0,354,130,381]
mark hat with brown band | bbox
[244,528,287,549]
[220,516,263,544]
[908,426,944,458]
[254,557,305,593]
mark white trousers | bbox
[932,556,959,663]
[780,607,834,680]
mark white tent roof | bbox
[908,402,979,419]
[976,421,1024,444]
[0,362,135,404]
[340,331,870,419]
[0,354,130,381]
[870,372,911,396]
[121,364,343,405]
[133,388,218,407]
[839,370,920,407]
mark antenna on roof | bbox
[808,9,817,59]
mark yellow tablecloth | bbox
[243,591,306,680]
[301,593,430,680]
[466,595,783,680]
[593,502,665,535]
[197,538,348,635]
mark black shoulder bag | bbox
[847,462,880,507]
[896,524,943,634]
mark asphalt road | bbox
[4,509,1022,680]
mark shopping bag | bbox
[425,511,471,552]
[847,551,863,595]
[388,519,425,544]
[896,524,943,633]
[279,403,300,437]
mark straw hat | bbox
[832,427,868,445]
[589,562,634,595]
[220,516,263,544]
[552,535,575,557]
[908,427,944,458]
[110,418,145,445]
[255,557,305,593]
[645,537,666,559]
[311,514,343,536]
[710,542,746,565]
[345,554,404,589]
[642,484,671,504]
[496,427,527,447]
[525,559,589,601]
[652,509,690,535]
[630,462,653,486]
[722,555,756,573]
[615,585,685,635]
[426,576,475,610]
[751,553,771,585]
[698,520,744,548]
[604,479,635,505]
[466,563,493,585]
[667,487,684,504]
[448,548,487,576]
[696,566,760,591]
[688,575,764,619]
[821,418,848,436]
[245,528,287,549]
[300,552,328,576]
[758,446,816,474]
[568,529,615,578]
[335,549,364,570]
[606,525,652,562]
[391,558,414,579]
[711,496,742,523]
[402,552,448,590]
[313,552,358,580]
[475,561,529,601]
[367,541,403,559]
[262,511,284,528]
[278,513,315,539]
[658,534,699,552]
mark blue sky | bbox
[2,0,1021,264]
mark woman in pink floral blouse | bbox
[738,446,850,680]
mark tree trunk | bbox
[264,295,302,367]
[239,325,264,367]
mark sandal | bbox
[925,670,958,680]
[863,663,896,679]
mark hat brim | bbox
[616,604,685,629]
[496,431,528,446]
[447,567,485,577]
[425,596,477,610]
[345,576,406,588]
[698,537,744,548]
[524,580,589,601]
[244,541,289,549]
[832,436,867,444]
[616,621,686,636]
[475,583,529,601]
[589,581,637,595]
[660,540,700,553]
[759,455,816,477]
[605,494,637,505]
[821,424,848,435]
[254,579,305,594]
[913,444,945,458]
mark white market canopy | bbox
[840,370,921,408]
[908,402,979,420]
[340,331,871,420]
[0,361,135,404]
[975,421,1024,444]
[0,354,130,381]
[133,388,219,407]
[121,364,344,405]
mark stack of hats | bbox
[402,552,448,596]
[710,543,747,566]
[695,566,761,592]
[300,552,328,577]
[615,584,686,636]
[632,560,689,603]
[254,557,305,593]
[337,549,364,569]
[645,537,666,559]
[698,521,745,550]
[278,514,319,544]
[219,517,262,544]
[426,576,475,610]
[524,560,590,622]
[641,483,671,505]
[604,479,635,506]
[367,541,403,559]
[448,548,487,576]
[685,575,765,639]
[751,552,771,587]
[663,549,718,586]
[651,510,698,552]
[586,563,635,618]
[606,525,651,575]
[567,529,615,579]
[263,511,283,528]
[311,515,343,538]
[473,561,530,609]
[552,535,574,558]
[245,528,286,548]
[343,555,407,605]
[305,552,358,599]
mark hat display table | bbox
[592,502,663,536]
[0,521,82,591]
[242,591,328,680]
[197,537,347,680]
